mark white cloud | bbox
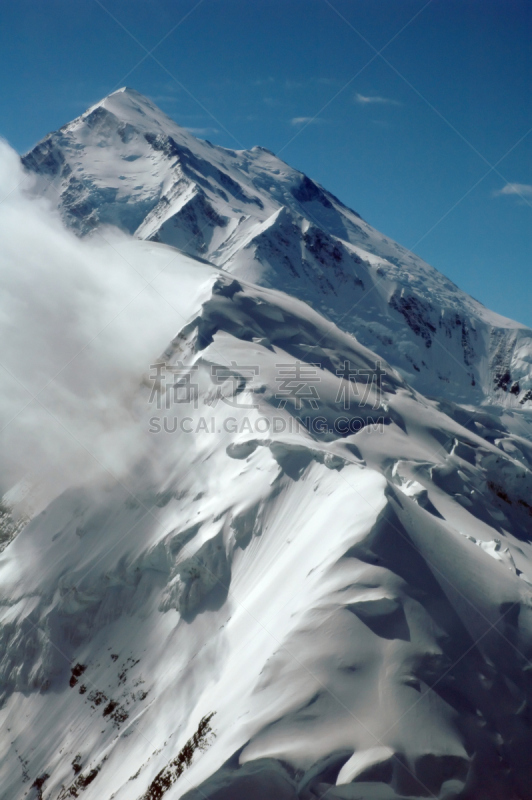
[185,127,219,135]
[0,140,184,513]
[252,77,275,86]
[151,94,180,104]
[494,182,532,198]
[355,93,401,106]
[290,116,325,126]
[284,80,304,90]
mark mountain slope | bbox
[1,258,532,800]
[2,89,532,800]
[22,88,532,409]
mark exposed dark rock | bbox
[143,713,216,799]
[31,774,49,800]
[494,370,511,391]
[69,663,86,688]
[291,175,333,208]
[389,291,436,347]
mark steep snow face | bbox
[22,88,532,408]
[2,261,532,800]
[7,89,532,800]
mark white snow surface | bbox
[22,87,532,408]
[1,90,532,800]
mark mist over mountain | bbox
[22,88,532,410]
[1,89,532,800]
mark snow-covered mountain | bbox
[1,89,532,800]
[22,87,532,408]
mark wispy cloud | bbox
[151,95,180,104]
[0,141,181,511]
[184,126,219,135]
[284,79,304,90]
[290,116,326,126]
[252,77,275,87]
[494,182,532,198]
[355,93,401,106]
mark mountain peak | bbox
[104,85,157,105]
[111,85,139,95]
[5,82,532,800]
[20,88,532,408]
[81,85,178,135]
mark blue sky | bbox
[1,0,531,326]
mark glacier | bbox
[0,88,531,800]
[21,87,532,409]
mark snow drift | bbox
[0,91,532,800]
[0,139,214,513]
